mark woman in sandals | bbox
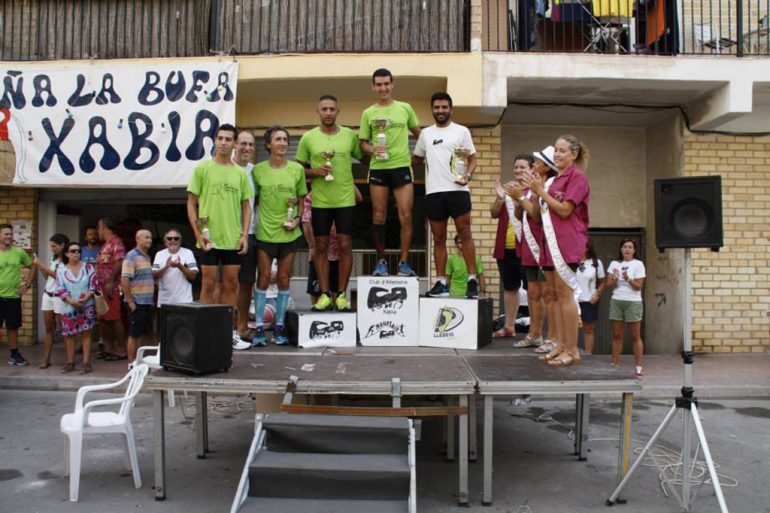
[504,149,558,350]
[32,233,69,369]
[607,238,646,377]
[56,241,98,374]
[576,239,605,354]
[251,126,307,346]
[522,135,590,367]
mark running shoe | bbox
[251,327,267,347]
[232,331,251,350]
[312,293,333,311]
[466,278,479,299]
[426,281,449,297]
[397,261,417,277]
[7,352,29,366]
[372,259,389,276]
[273,325,290,345]
[335,292,352,311]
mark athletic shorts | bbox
[368,167,413,188]
[609,299,643,323]
[312,206,355,236]
[238,235,257,284]
[128,304,154,338]
[42,292,64,314]
[307,260,340,295]
[524,266,546,282]
[425,191,472,222]
[200,248,242,267]
[496,249,522,291]
[99,291,123,321]
[255,237,304,260]
[0,297,22,329]
[580,301,600,323]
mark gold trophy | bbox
[284,198,299,229]
[372,119,390,161]
[195,216,213,250]
[453,147,471,184]
[322,150,335,182]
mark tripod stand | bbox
[606,249,728,512]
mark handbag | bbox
[94,291,110,316]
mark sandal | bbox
[95,351,109,360]
[80,363,93,375]
[103,354,127,362]
[547,352,581,367]
[539,347,563,361]
[493,326,516,339]
[534,339,558,354]
[39,362,51,369]
[513,335,542,348]
[61,362,75,373]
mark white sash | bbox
[540,179,581,315]
[504,196,522,243]
[521,191,541,265]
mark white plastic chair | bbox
[135,345,175,407]
[59,363,149,502]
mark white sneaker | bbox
[232,331,250,350]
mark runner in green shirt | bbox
[186,123,253,350]
[0,223,34,366]
[297,94,365,311]
[251,126,307,347]
[358,68,421,277]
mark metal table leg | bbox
[469,393,478,462]
[575,393,590,461]
[482,395,493,506]
[195,391,208,458]
[153,390,166,500]
[458,395,469,506]
[446,396,456,462]
[617,392,633,484]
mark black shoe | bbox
[426,281,449,297]
[466,278,479,299]
[8,352,29,366]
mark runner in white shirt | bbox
[152,229,199,306]
[413,92,480,299]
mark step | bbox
[248,451,409,500]
[238,497,408,513]
[263,413,410,454]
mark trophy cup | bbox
[283,198,299,229]
[195,216,213,250]
[322,150,335,181]
[453,147,471,184]
[372,119,390,161]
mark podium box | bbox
[285,310,357,348]
[357,276,420,347]
[419,297,493,350]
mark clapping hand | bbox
[494,180,506,200]
[502,181,523,200]
[521,169,543,195]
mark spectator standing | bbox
[607,238,646,377]
[152,229,198,306]
[95,218,127,361]
[33,233,69,369]
[0,224,33,366]
[121,229,155,363]
[56,241,97,374]
[576,240,605,355]
[81,225,101,264]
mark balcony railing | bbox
[0,0,469,61]
[484,0,769,56]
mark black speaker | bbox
[654,176,723,251]
[160,303,233,375]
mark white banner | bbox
[2,61,238,186]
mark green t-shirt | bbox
[187,160,254,250]
[359,100,419,170]
[252,160,308,243]
[296,126,363,208]
[446,253,484,298]
[0,246,32,298]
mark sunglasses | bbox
[69,248,81,253]
[166,236,181,241]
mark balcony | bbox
[0,0,470,61]
[483,0,769,56]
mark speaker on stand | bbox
[608,176,727,512]
[160,303,233,375]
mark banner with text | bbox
[2,61,238,186]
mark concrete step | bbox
[238,497,408,513]
[248,451,410,500]
[263,413,410,454]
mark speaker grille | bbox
[670,199,711,240]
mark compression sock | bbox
[254,289,267,328]
[276,290,290,326]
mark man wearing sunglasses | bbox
[152,229,199,308]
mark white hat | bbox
[533,145,558,172]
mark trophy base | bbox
[324,175,334,182]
